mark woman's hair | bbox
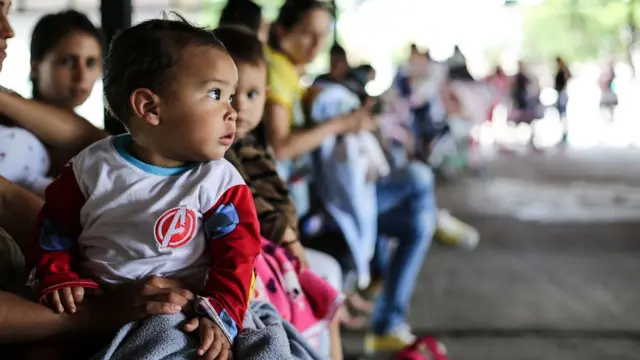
[218,0,262,34]
[213,26,265,66]
[30,10,103,99]
[267,0,333,50]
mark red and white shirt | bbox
[25,134,261,343]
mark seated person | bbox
[213,26,343,359]
[24,18,260,359]
[218,0,269,42]
[0,10,105,195]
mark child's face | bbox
[231,62,267,139]
[151,46,238,162]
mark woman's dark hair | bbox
[213,26,265,66]
[219,0,262,34]
[267,0,333,50]
[30,10,104,99]
[330,44,346,58]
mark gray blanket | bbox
[91,300,325,360]
[238,300,325,360]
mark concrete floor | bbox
[343,149,640,360]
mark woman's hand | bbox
[96,276,195,326]
[335,105,378,134]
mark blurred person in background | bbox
[447,45,473,81]
[554,56,571,146]
[599,60,618,122]
[265,0,438,354]
[218,0,268,42]
[264,0,373,215]
[314,44,352,86]
[0,10,104,195]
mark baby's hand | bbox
[44,287,85,314]
[184,317,232,360]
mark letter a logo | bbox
[154,205,198,250]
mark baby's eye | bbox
[208,89,221,100]
[247,90,259,100]
[228,94,234,104]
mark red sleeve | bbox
[24,164,99,303]
[195,184,261,342]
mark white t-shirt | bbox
[0,125,52,194]
[26,134,262,342]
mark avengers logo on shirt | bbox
[154,205,198,250]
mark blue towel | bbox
[238,300,325,360]
[91,300,323,360]
[90,313,198,360]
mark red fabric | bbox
[201,184,261,332]
[394,336,448,360]
[25,165,100,302]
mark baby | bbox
[25,17,261,359]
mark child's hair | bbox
[103,14,226,124]
[30,10,103,99]
[267,0,333,50]
[213,26,265,66]
[218,0,262,34]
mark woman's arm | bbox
[263,101,350,161]
[0,277,195,343]
[0,176,43,253]
[0,291,89,342]
[0,92,107,151]
[264,90,378,162]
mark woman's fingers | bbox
[142,301,182,316]
[145,275,186,290]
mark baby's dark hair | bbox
[30,10,103,99]
[268,0,333,50]
[103,14,226,124]
[219,0,262,34]
[213,26,265,66]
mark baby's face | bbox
[153,46,238,162]
[232,62,267,139]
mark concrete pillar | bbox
[100,0,132,135]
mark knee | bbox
[405,161,435,196]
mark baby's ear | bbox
[130,88,161,126]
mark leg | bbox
[371,162,437,335]
[328,314,343,360]
[365,235,389,298]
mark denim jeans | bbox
[371,161,437,334]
